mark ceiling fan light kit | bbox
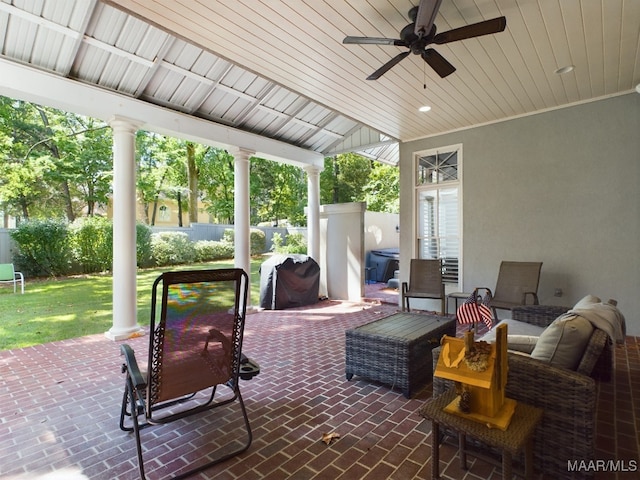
[344,0,506,81]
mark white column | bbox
[106,117,144,341]
[231,147,254,307]
[305,165,321,262]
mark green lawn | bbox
[0,257,266,351]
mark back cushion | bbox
[573,294,601,309]
[530,314,594,370]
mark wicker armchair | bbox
[431,304,610,480]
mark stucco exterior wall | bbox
[399,93,640,334]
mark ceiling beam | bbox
[0,59,324,169]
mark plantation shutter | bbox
[416,146,460,285]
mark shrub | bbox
[150,231,197,266]
[70,217,112,273]
[194,240,235,262]
[221,228,266,255]
[271,232,284,252]
[250,228,266,255]
[135,223,153,267]
[221,228,234,244]
[10,219,71,277]
[271,232,307,254]
[69,219,153,272]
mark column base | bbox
[105,325,145,341]
[246,305,262,314]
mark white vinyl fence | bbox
[150,223,298,252]
[0,229,15,264]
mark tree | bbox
[135,132,185,225]
[0,95,398,227]
[320,153,399,213]
[363,163,399,213]
[186,141,200,224]
[0,98,61,220]
[320,153,372,205]
[50,113,112,217]
[250,158,306,226]
[0,97,113,221]
[198,148,235,224]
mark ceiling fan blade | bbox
[343,36,405,46]
[367,51,410,80]
[434,16,507,44]
[414,0,443,37]
[421,48,456,78]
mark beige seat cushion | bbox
[480,319,545,354]
[503,334,539,354]
[530,314,594,370]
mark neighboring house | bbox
[105,197,211,227]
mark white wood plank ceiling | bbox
[1,0,639,165]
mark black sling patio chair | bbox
[119,268,259,480]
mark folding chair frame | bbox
[119,268,253,480]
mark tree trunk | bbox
[177,191,183,227]
[150,199,157,226]
[332,160,339,203]
[61,179,75,221]
[187,142,198,225]
[87,184,94,216]
[35,106,75,221]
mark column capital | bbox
[228,147,256,161]
[109,115,142,134]
[304,165,322,176]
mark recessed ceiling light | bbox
[419,105,431,112]
[555,65,575,75]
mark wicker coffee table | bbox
[345,312,455,398]
[420,389,543,480]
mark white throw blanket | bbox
[568,302,626,344]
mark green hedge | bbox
[221,228,266,255]
[11,219,154,276]
[70,217,112,273]
[10,220,278,275]
[150,231,197,266]
[194,240,235,262]
[11,219,71,277]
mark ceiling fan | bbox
[343,0,506,80]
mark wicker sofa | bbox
[431,304,612,480]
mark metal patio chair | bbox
[401,258,445,314]
[0,263,24,294]
[483,261,543,319]
[119,268,259,480]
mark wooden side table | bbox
[420,389,543,480]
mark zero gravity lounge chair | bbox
[119,268,259,480]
